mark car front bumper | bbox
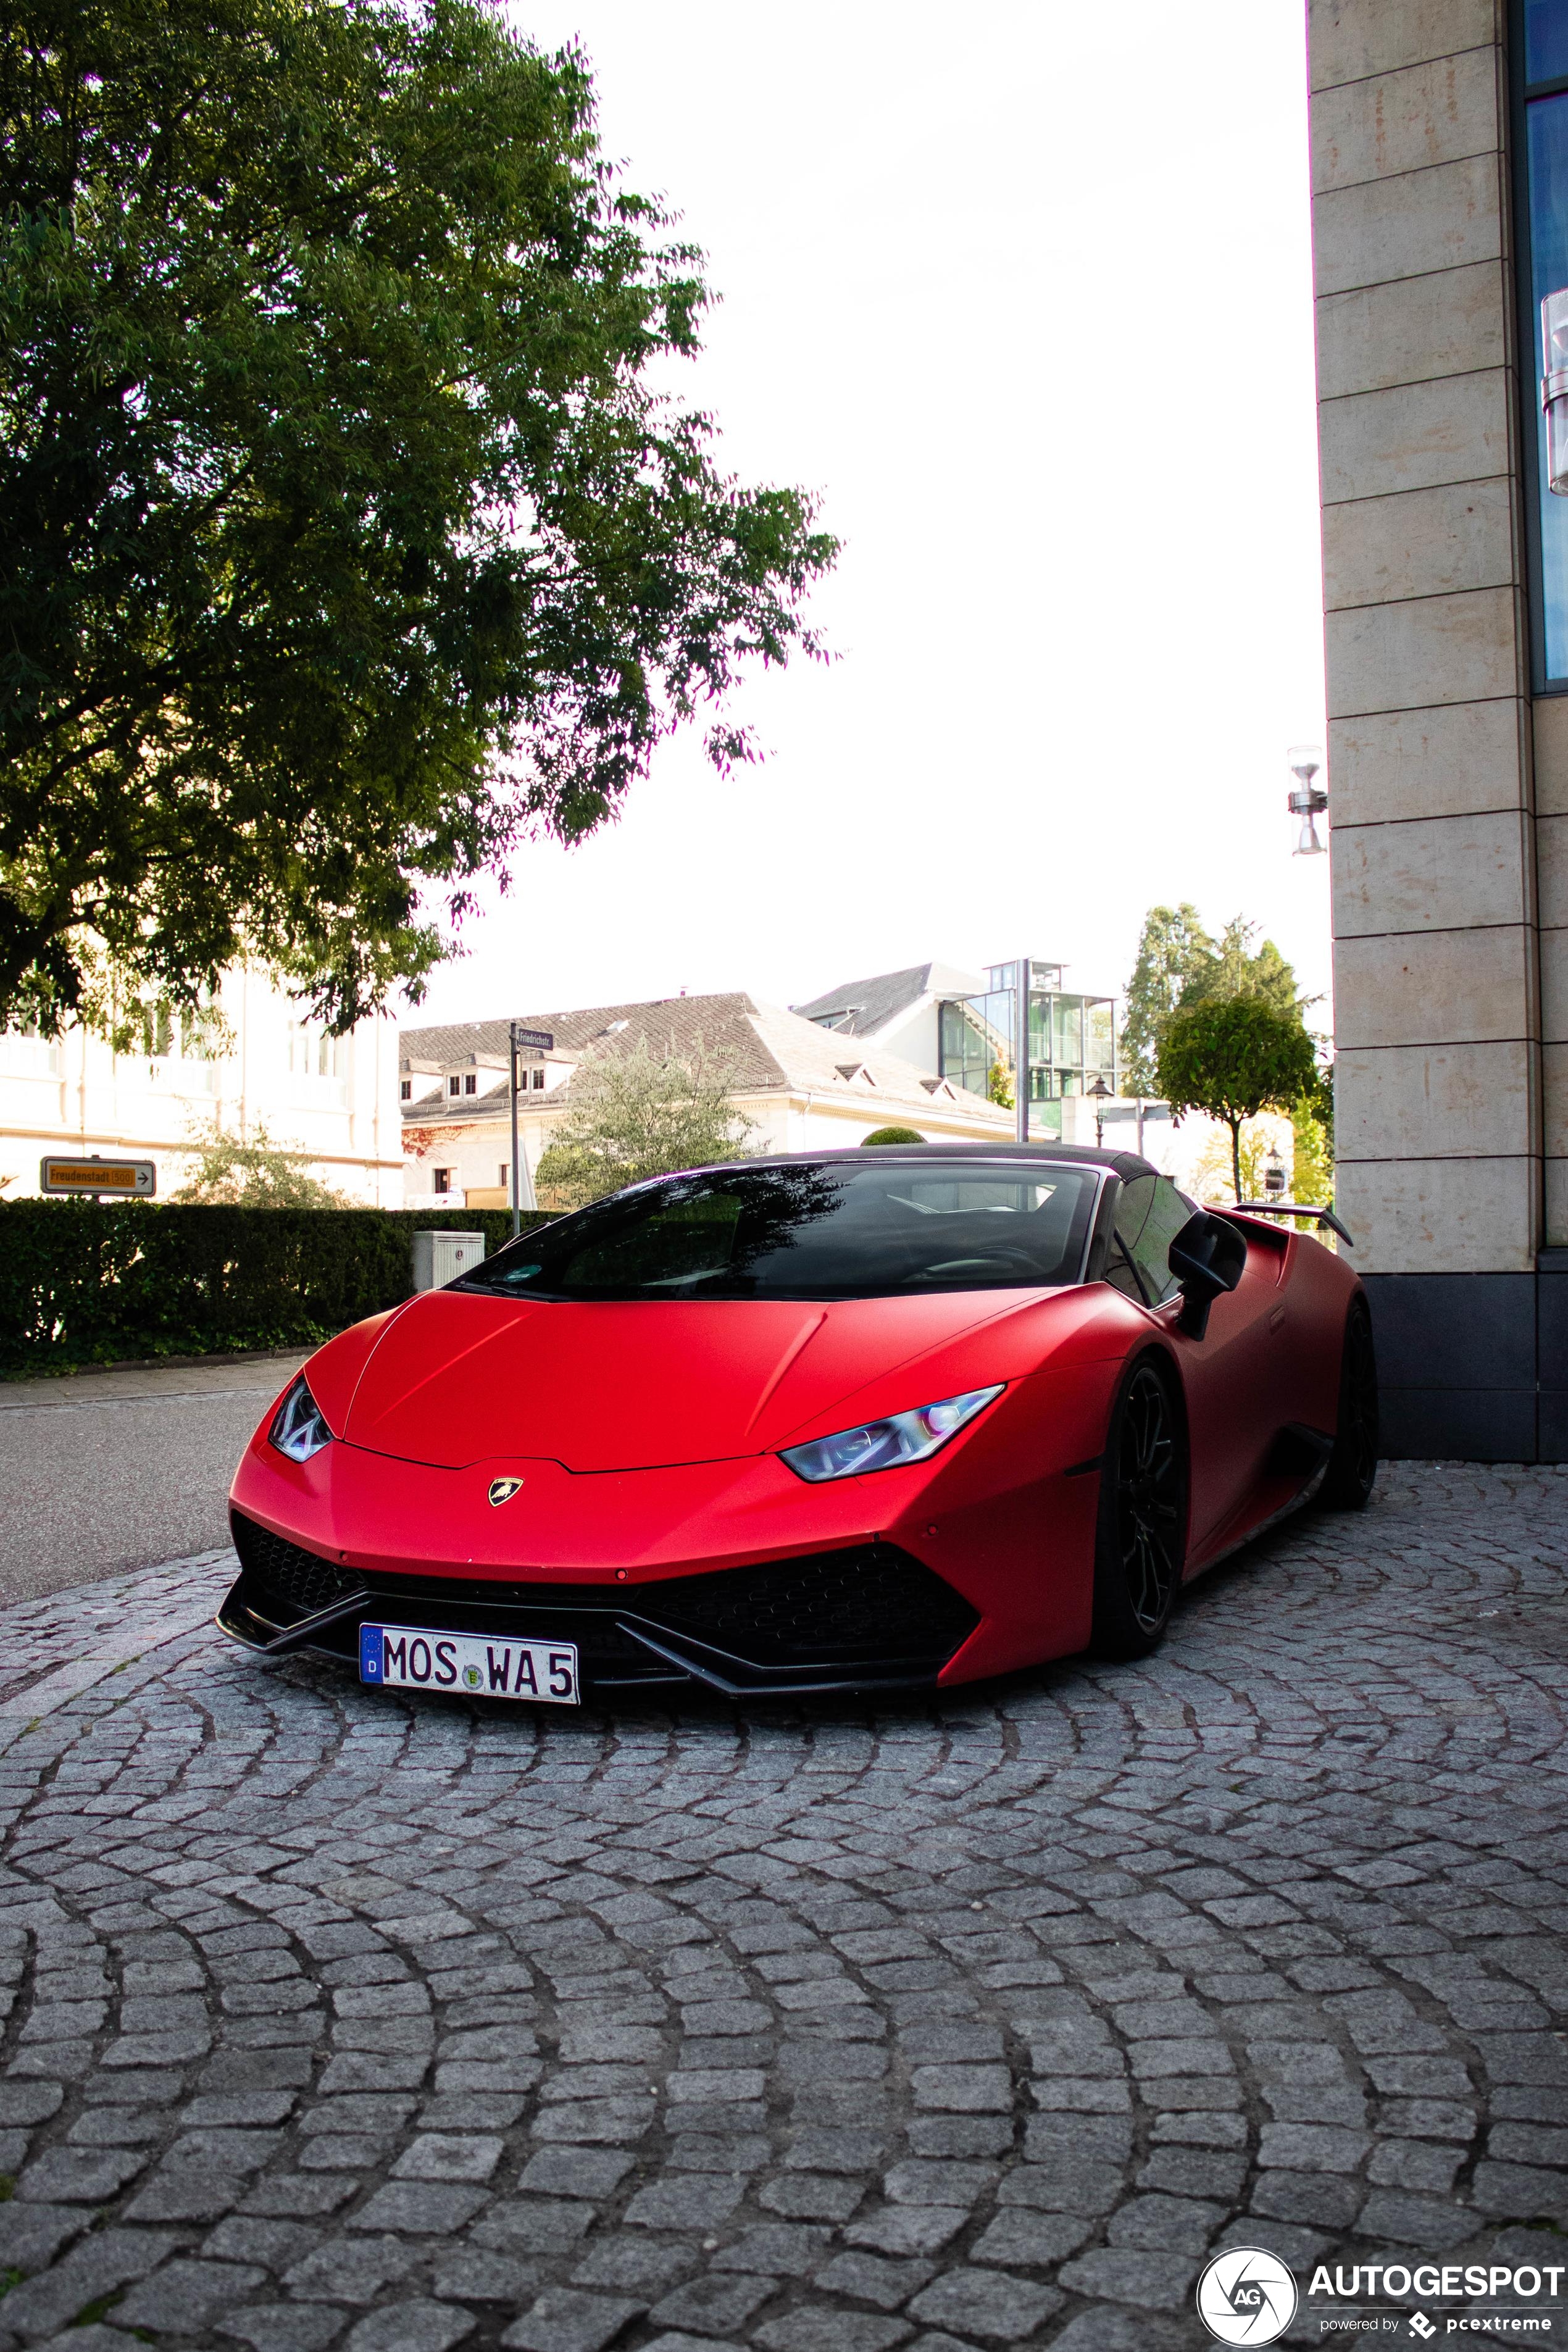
[223,1371,1105,1699]
[218,1506,982,1698]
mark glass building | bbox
[938,961,1117,1139]
[1524,1,1568,685]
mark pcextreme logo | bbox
[1198,2248,1299,2345]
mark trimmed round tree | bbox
[861,1126,925,1146]
[1155,997,1317,1204]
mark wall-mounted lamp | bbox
[1287,742,1327,857]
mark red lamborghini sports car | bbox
[219,1146,1377,1706]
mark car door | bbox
[1112,1176,1282,1563]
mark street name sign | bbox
[40,1155,156,1198]
[511,1026,554,1053]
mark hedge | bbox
[0,1200,556,1376]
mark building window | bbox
[447,1075,461,1098]
[289,1022,346,1104]
[400,1078,412,1101]
[133,997,221,1093]
[1519,1,1568,685]
[433,1168,454,1194]
[464,1073,477,1095]
[532,1066,545,1089]
[938,970,1117,1106]
[0,1025,61,1078]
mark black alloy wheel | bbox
[1319,1301,1378,1509]
[1090,1357,1187,1659]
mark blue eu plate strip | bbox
[359,1624,384,1682]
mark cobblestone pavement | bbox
[1,1466,1567,2352]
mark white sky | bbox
[409,0,1330,1033]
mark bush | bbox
[860,1126,926,1146]
[0,1201,554,1377]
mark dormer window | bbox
[401,1078,412,1101]
[531,1067,545,1090]
[447,1075,461,1098]
[464,1073,477,1096]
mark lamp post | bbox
[507,1020,554,1236]
[508,1025,522,1238]
[1015,957,1030,1145]
[1088,1074,1112,1151]
[1287,743,1328,857]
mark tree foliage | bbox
[861,1125,925,1146]
[1119,904,1216,1096]
[0,0,837,1037]
[533,1041,754,1210]
[1182,917,1304,1022]
[1290,1095,1333,1208]
[170,1117,348,1206]
[1301,1057,1334,1154]
[1156,995,1317,1205]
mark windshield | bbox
[457,1158,1101,1303]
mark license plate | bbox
[359,1624,580,1705]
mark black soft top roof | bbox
[699,1141,1156,1182]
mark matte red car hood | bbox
[336,1287,1047,1472]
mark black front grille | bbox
[225,1511,978,1690]
[365,1545,977,1679]
[630,1547,977,1664]
[230,1512,365,1616]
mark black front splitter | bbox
[216,1570,955,1701]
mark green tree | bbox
[986,1058,1014,1111]
[1156,996,1317,1206]
[0,0,836,1039]
[1290,1094,1333,1207]
[1181,917,1304,1021]
[861,1125,924,1146]
[1120,904,1216,1096]
[1304,1058,1335,1154]
[533,1041,755,1210]
[171,1118,348,1207]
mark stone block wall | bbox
[1308,0,1568,1456]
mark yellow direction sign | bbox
[40,1156,156,1198]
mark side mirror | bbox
[1168,1211,1247,1340]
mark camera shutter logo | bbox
[1196,2249,1298,2346]
[488,1478,523,1508]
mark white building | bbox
[0,969,404,1204]
[400,991,1014,1206]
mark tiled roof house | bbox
[401,990,1011,1208]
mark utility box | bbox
[412,1229,488,1292]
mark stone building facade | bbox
[1311,0,1568,1456]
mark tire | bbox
[1090,1356,1188,1661]
[1319,1301,1378,1510]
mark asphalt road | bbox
[0,1465,1564,2350]
[0,1354,311,1607]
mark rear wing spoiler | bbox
[1235,1201,1354,1249]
